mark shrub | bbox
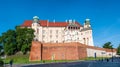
[0,59,4,66]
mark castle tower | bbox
[32,16,40,41]
[84,19,91,28]
[82,19,94,46]
[33,16,39,23]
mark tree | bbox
[117,44,120,55]
[0,45,2,52]
[103,42,113,49]
[0,30,17,55]
[0,45,3,56]
[16,26,34,54]
[0,26,34,55]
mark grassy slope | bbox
[3,53,109,64]
[4,53,74,64]
[4,53,29,64]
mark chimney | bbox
[65,20,67,23]
[47,19,49,27]
[53,19,55,23]
[73,19,75,24]
[69,19,72,23]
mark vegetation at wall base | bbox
[5,54,74,64]
[84,57,110,61]
[3,52,112,64]
[0,58,4,66]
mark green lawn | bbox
[2,54,110,64]
[84,57,110,61]
[3,54,74,64]
[4,54,30,64]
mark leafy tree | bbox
[0,26,34,55]
[0,30,17,55]
[103,42,113,49]
[0,38,4,56]
[0,45,2,52]
[117,44,120,55]
[16,26,34,54]
[0,45,3,56]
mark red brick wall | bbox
[29,41,116,61]
[42,43,81,60]
[29,41,42,61]
[78,46,87,59]
[29,41,87,61]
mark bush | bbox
[0,59,4,66]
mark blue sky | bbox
[0,0,120,48]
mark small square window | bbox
[42,35,45,38]
[37,28,39,34]
[56,30,58,34]
[50,35,52,38]
[50,30,52,34]
[42,30,45,34]
[56,35,58,38]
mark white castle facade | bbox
[22,16,94,46]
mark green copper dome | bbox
[85,18,90,25]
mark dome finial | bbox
[85,18,90,21]
[33,16,39,19]
[33,16,39,23]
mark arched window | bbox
[68,27,70,29]
[87,38,89,45]
[37,28,39,34]
[83,38,86,45]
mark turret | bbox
[33,16,39,23]
[32,16,40,41]
[84,19,91,28]
[81,18,94,46]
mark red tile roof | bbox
[21,20,32,27]
[21,20,82,27]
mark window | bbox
[73,27,75,29]
[83,38,86,45]
[37,28,39,34]
[50,35,52,38]
[62,30,64,33]
[56,30,58,34]
[56,41,58,43]
[42,35,45,38]
[56,35,58,38]
[50,30,52,34]
[68,27,70,29]
[42,30,45,34]
[81,33,83,35]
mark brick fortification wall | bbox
[29,41,87,61]
[29,41,42,61]
[29,41,117,61]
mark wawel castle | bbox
[21,16,116,61]
[22,16,94,46]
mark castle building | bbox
[21,16,94,46]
